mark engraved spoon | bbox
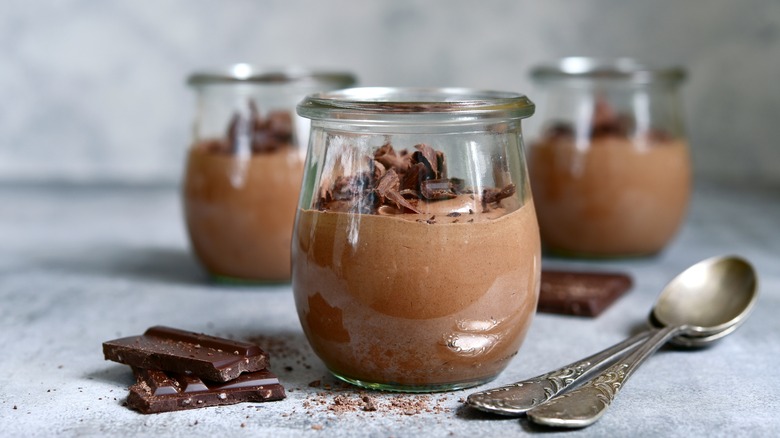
[526,255,758,428]
[466,330,650,415]
[466,255,757,416]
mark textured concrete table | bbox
[1,182,778,437]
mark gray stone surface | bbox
[0,181,779,437]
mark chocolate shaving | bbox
[372,160,387,181]
[412,144,440,179]
[226,100,294,154]
[401,162,427,192]
[316,142,513,217]
[542,98,676,142]
[482,183,516,212]
[375,169,421,214]
[374,143,412,174]
[436,150,447,179]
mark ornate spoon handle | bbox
[526,325,682,428]
[466,331,650,416]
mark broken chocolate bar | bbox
[537,270,633,317]
[103,326,269,382]
[127,367,285,414]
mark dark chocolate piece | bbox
[537,270,633,317]
[127,367,285,414]
[420,179,458,200]
[103,326,269,382]
[481,183,516,211]
[375,169,421,213]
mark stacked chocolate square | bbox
[103,326,285,414]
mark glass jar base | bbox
[329,370,496,393]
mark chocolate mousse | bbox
[292,143,541,389]
[529,101,691,257]
[183,101,304,281]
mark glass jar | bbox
[293,87,541,392]
[528,57,691,257]
[183,65,355,283]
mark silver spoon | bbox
[466,331,650,415]
[526,255,758,428]
[466,255,755,416]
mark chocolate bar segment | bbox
[127,367,285,414]
[103,326,269,382]
[537,270,633,317]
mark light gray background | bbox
[1,0,779,185]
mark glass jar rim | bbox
[297,87,535,122]
[530,57,686,84]
[186,64,356,87]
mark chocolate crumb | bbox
[312,425,324,430]
[308,380,321,388]
[362,396,378,412]
[446,212,461,217]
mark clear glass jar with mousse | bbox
[183,65,355,283]
[293,87,541,392]
[528,57,691,257]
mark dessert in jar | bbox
[293,87,541,392]
[528,57,691,257]
[183,66,355,282]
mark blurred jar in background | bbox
[528,57,691,258]
[184,65,356,283]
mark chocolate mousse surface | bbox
[293,143,541,388]
[183,100,304,281]
[529,100,691,256]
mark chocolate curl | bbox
[374,143,412,174]
[401,162,426,193]
[482,183,516,212]
[227,100,294,154]
[412,143,440,179]
[375,169,421,214]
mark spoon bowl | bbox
[653,255,758,336]
[648,309,741,348]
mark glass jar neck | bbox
[297,87,535,125]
